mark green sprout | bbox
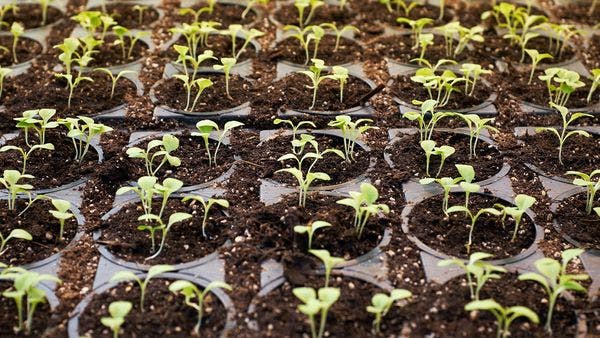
[59,116,113,162]
[494,194,536,242]
[138,212,192,260]
[524,49,552,85]
[420,140,455,178]
[110,265,174,312]
[9,22,23,64]
[327,115,376,162]
[336,183,389,239]
[416,33,434,63]
[221,25,263,59]
[0,228,32,257]
[410,67,466,108]
[419,176,460,213]
[460,63,492,97]
[192,120,244,166]
[242,0,269,19]
[112,25,149,59]
[182,195,229,238]
[115,176,156,218]
[380,0,419,16]
[126,134,181,177]
[396,17,433,49]
[403,99,453,142]
[367,289,412,334]
[439,252,506,300]
[539,68,585,107]
[319,23,359,52]
[94,68,135,99]
[587,69,600,103]
[457,113,498,158]
[456,164,478,210]
[273,118,316,154]
[213,57,237,99]
[293,287,340,338]
[100,301,132,338]
[446,205,502,254]
[566,170,600,214]
[295,0,324,27]
[306,25,325,61]
[132,5,148,26]
[173,74,214,111]
[283,24,312,64]
[0,142,54,176]
[465,299,539,338]
[294,220,331,250]
[0,170,34,211]
[0,66,11,99]
[309,249,345,287]
[55,72,94,109]
[48,198,73,241]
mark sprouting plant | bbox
[55,72,94,109]
[173,74,214,111]
[294,221,331,250]
[540,23,581,59]
[110,265,174,312]
[48,198,73,241]
[403,99,453,142]
[306,25,325,62]
[319,23,359,52]
[410,67,466,108]
[112,25,149,59]
[396,17,433,49]
[0,228,31,256]
[1,268,60,334]
[296,0,325,27]
[587,69,600,103]
[169,280,232,335]
[0,170,34,211]
[9,22,23,64]
[460,64,492,97]
[126,134,181,177]
[283,24,312,64]
[221,25,264,59]
[309,249,345,287]
[446,205,502,254]
[439,252,506,300]
[0,4,16,29]
[518,249,588,332]
[416,33,434,63]
[0,66,11,99]
[293,286,340,338]
[504,14,547,62]
[419,176,460,213]
[437,23,484,58]
[380,0,419,16]
[182,195,229,238]
[297,58,337,109]
[420,140,455,178]
[101,301,132,338]
[273,118,316,153]
[192,120,244,166]
[54,37,80,77]
[457,113,498,158]
[93,68,135,99]
[465,299,539,338]
[336,183,389,239]
[566,170,600,214]
[115,176,158,217]
[242,0,269,19]
[0,142,54,176]
[367,289,412,334]
[456,164,478,210]
[39,0,54,26]
[213,57,237,99]
[138,212,192,260]
[525,49,552,85]
[494,194,536,242]
[539,68,585,107]
[132,5,148,26]
[327,115,376,162]
[535,103,592,165]
[59,116,113,162]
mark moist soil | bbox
[407,193,536,259]
[272,73,372,112]
[124,131,237,187]
[1,3,64,30]
[477,33,576,65]
[553,2,600,26]
[99,198,228,265]
[390,73,494,111]
[271,34,363,66]
[252,274,409,337]
[407,273,579,337]
[582,34,600,69]
[387,131,504,183]
[176,2,257,27]
[0,281,53,338]
[253,133,370,187]
[88,4,160,29]
[517,131,600,179]
[0,131,100,189]
[77,279,227,338]
[87,35,149,68]
[351,2,452,27]
[369,34,470,65]
[154,73,252,113]
[273,3,354,26]
[555,192,600,250]
[0,35,43,67]
[167,34,256,66]
[0,199,78,266]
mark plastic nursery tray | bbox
[384,128,511,186]
[68,272,236,338]
[0,0,69,34]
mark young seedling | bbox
[419,176,461,213]
[494,194,536,242]
[587,69,600,103]
[438,252,506,300]
[10,22,23,64]
[59,116,113,162]
[0,228,32,256]
[0,66,11,99]
[0,142,54,176]
[0,170,34,211]
[133,5,148,26]
[294,220,331,250]
[297,58,331,110]
[457,113,498,158]
[464,299,539,338]
[367,289,412,334]
[460,63,492,97]
[213,57,237,99]
[173,74,213,112]
[94,68,135,99]
[242,0,269,19]
[296,0,325,27]
[110,265,174,312]
[327,115,376,162]
[420,140,455,178]
[115,176,157,218]
[380,0,419,16]
[112,25,150,59]
[182,194,229,238]
[293,286,340,338]
[416,33,434,63]
[396,17,433,49]
[566,170,600,214]
[192,120,244,166]
[126,134,181,177]
[309,249,345,287]
[101,301,132,338]
[535,103,592,165]
[539,68,585,107]
[410,67,466,108]
[319,23,359,51]
[403,99,454,142]
[273,118,316,154]
[138,212,192,260]
[518,249,588,332]
[525,49,553,84]
[169,280,232,334]
[456,164,478,210]
[336,183,389,239]
[55,72,94,109]
[283,24,312,64]
[48,198,73,241]
[306,25,325,61]
[446,205,502,254]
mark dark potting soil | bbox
[0,199,78,266]
[0,35,42,67]
[0,131,100,189]
[252,133,370,187]
[271,34,363,66]
[100,198,228,265]
[77,279,227,338]
[477,34,576,65]
[167,34,256,66]
[154,73,252,113]
[517,131,600,179]
[390,73,494,111]
[387,131,504,182]
[0,281,53,338]
[124,131,237,187]
[88,4,160,29]
[407,194,536,259]
[582,34,600,69]
[351,2,452,27]
[252,274,410,337]
[177,2,257,27]
[273,3,354,26]
[451,1,494,28]
[1,3,64,30]
[369,34,470,65]
[552,2,600,26]
[87,35,149,68]
[272,72,372,112]
[407,273,579,337]
[555,192,600,250]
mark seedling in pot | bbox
[535,103,592,166]
[192,119,243,166]
[110,265,174,312]
[524,49,552,85]
[309,249,345,287]
[327,115,376,163]
[438,252,506,301]
[295,0,324,27]
[420,140,455,178]
[419,176,460,213]
[283,25,312,64]
[169,280,231,335]
[170,22,219,60]
[243,0,269,19]
[297,58,326,110]
[457,113,498,158]
[294,286,340,338]
[587,69,600,104]
[213,57,237,99]
[494,194,536,242]
[48,198,73,241]
[306,25,325,61]
[173,74,213,111]
[294,220,331,250]
[138,212,192,260]
[133,5,148,27]
[319,23,359,52]
[273,118,316,154]
[0,141,54,176]
[336,183,389,239]
[9,22,22,64]
[367,289,412,334]
[101,301,132,338]
[55,71,94,109]
[126,134,181,177]
[566,170,600,214]
[94,68,136,100]
[417,33,433,63]
[410,66,466,108]
[0,66,11,99]
[455,164,478,210]
[403,99,453,142]
[503,13,547,62]
[539,68,585,108]
[59,116,113,162]
[446,205,502,254]
[396,17,433,50]
[173,46,216,83]
[436,22,484,58]
[518,249,588,332]
[459,63,492,98]
[220,24,264,59]
[0,170,34,211]
[0,5,16,29]
[380,0,419,16]
[464,299,539,338]
[112,25,150,59]
[0,228,31,257]
[541,23,580,59]
[182,194,229,238]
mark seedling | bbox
[336,183,389,239]
[587,69,600,103]
[419,176,460,213]
[446,205,502,254]
[126,134,181,177]
[48,198,73,241]
[403,99,453,142]
[94,68,135,99]
[0,228,31,257]
[410,67,466,108]
[294,220,331,250]
[518,249,588,332]
[460,63,492,97]
[0,170,34,211]
[182,194,229,238]
[242,0,269,19]
[457,113,498,158]
[133,5,148,26]
[296,0,324,27]
[494,194,536,242]
[309,249,345,287]
[539,68,585,107]
[535,103,592,165]
[439,252,506,300]
[138,212,192,259]
[55,73,94,109]
[0,66,11,99]
[37,0,53,25]
[380,0,419,16]
[173,74,214,111]
[236,27,264,59]
[420,140,455,178]
[396,17,433,49]
[464,299,539,338]
[367,289,412,334]
[192,120,244,166]
[112,26,149,59]
[327,115,376,162]
[417,33,433,62]
[100,301,132,338]
[319,23,359,51]
[110,265,174,312]
[115,176,158,217]
[273,118,316,154]
[283,25,312,64]
[524,49,552,84]
[213,57,237,99]
[169,280,232,334]
[10,22,23,64]
[293,287,340,338]
[456,164,478,210]
[566,170,600,214]
[0,141,54,176]
[59,116,113,162]
[306,25,325,61]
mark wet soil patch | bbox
[167,34,256,66]
[553,3,600,26]
[2,3,64,30]
[87,35,149,68]
[351,2,452,27]
[477,34,576,65]
[0,35,42,66]
[369,34,470,65]
[89,3,160,29]
[273,3,354,26]
[582,34,600,69]
[272,34,363,66]
[555,192,600,250]
[177,2,257,27]
[0,281,53,338]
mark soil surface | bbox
[477,33,576,65]
[177,2,257,27]
[87,35,149,68]
[0,281,53,338]
[167,34,257,66]
[352,2,452,27]
[2,3,64,30]
[369,34,470,65]
[0,35,43,67]
[553,2,600,26]
[88,3,160,29]
[555,192,600,250]
[273,3,354,26]
[271,34,363,66]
